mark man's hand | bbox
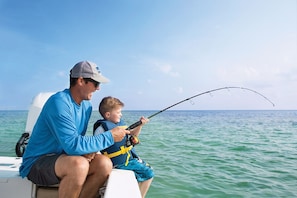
[110,127,130,142]
[83,152,97,162]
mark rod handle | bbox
[126,120,142,130]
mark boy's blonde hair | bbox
[99,96,124,118]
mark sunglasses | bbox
[84,78,100,88]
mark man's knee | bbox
[99,155,112,168]
[56,156,90,179]
[91,154,112,174]
[71,156,90,175]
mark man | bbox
[20,61,130,198]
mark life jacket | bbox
[93,119,136,166]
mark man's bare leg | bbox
[79,154,112,198]
[55,154,112,198]
[139,178,153,198]
[55,155,90,198]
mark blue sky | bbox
[0,0,296,110]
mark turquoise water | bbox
[1,110,297,197]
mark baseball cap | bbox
[70,61,109,83]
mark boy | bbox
[94,96,154,198]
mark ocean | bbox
[0,110,297,198]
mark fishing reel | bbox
[126,135,140,147]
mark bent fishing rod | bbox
[126,86,275,130]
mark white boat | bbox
[0,92,141,198]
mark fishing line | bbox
[126,86,275,130]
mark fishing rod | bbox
[126,86,275,131]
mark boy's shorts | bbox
[115,158,154,182]
[27,153,61,186]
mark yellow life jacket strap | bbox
[103,145,133,166]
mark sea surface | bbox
[0,110,297,198]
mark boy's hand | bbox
[140,116,149,125]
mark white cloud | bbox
[147,59,180,78]
[159,63,180,77]
[57,71,66,77]
[147,79,153,84]
[174,86,184,94]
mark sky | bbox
[0,0,296,111]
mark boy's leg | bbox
[139,178,153,198]
[116,158,154,198]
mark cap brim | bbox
[92,74,110,83]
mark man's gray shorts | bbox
[27,154,61,186]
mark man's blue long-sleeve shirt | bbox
[20,89,114,178]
